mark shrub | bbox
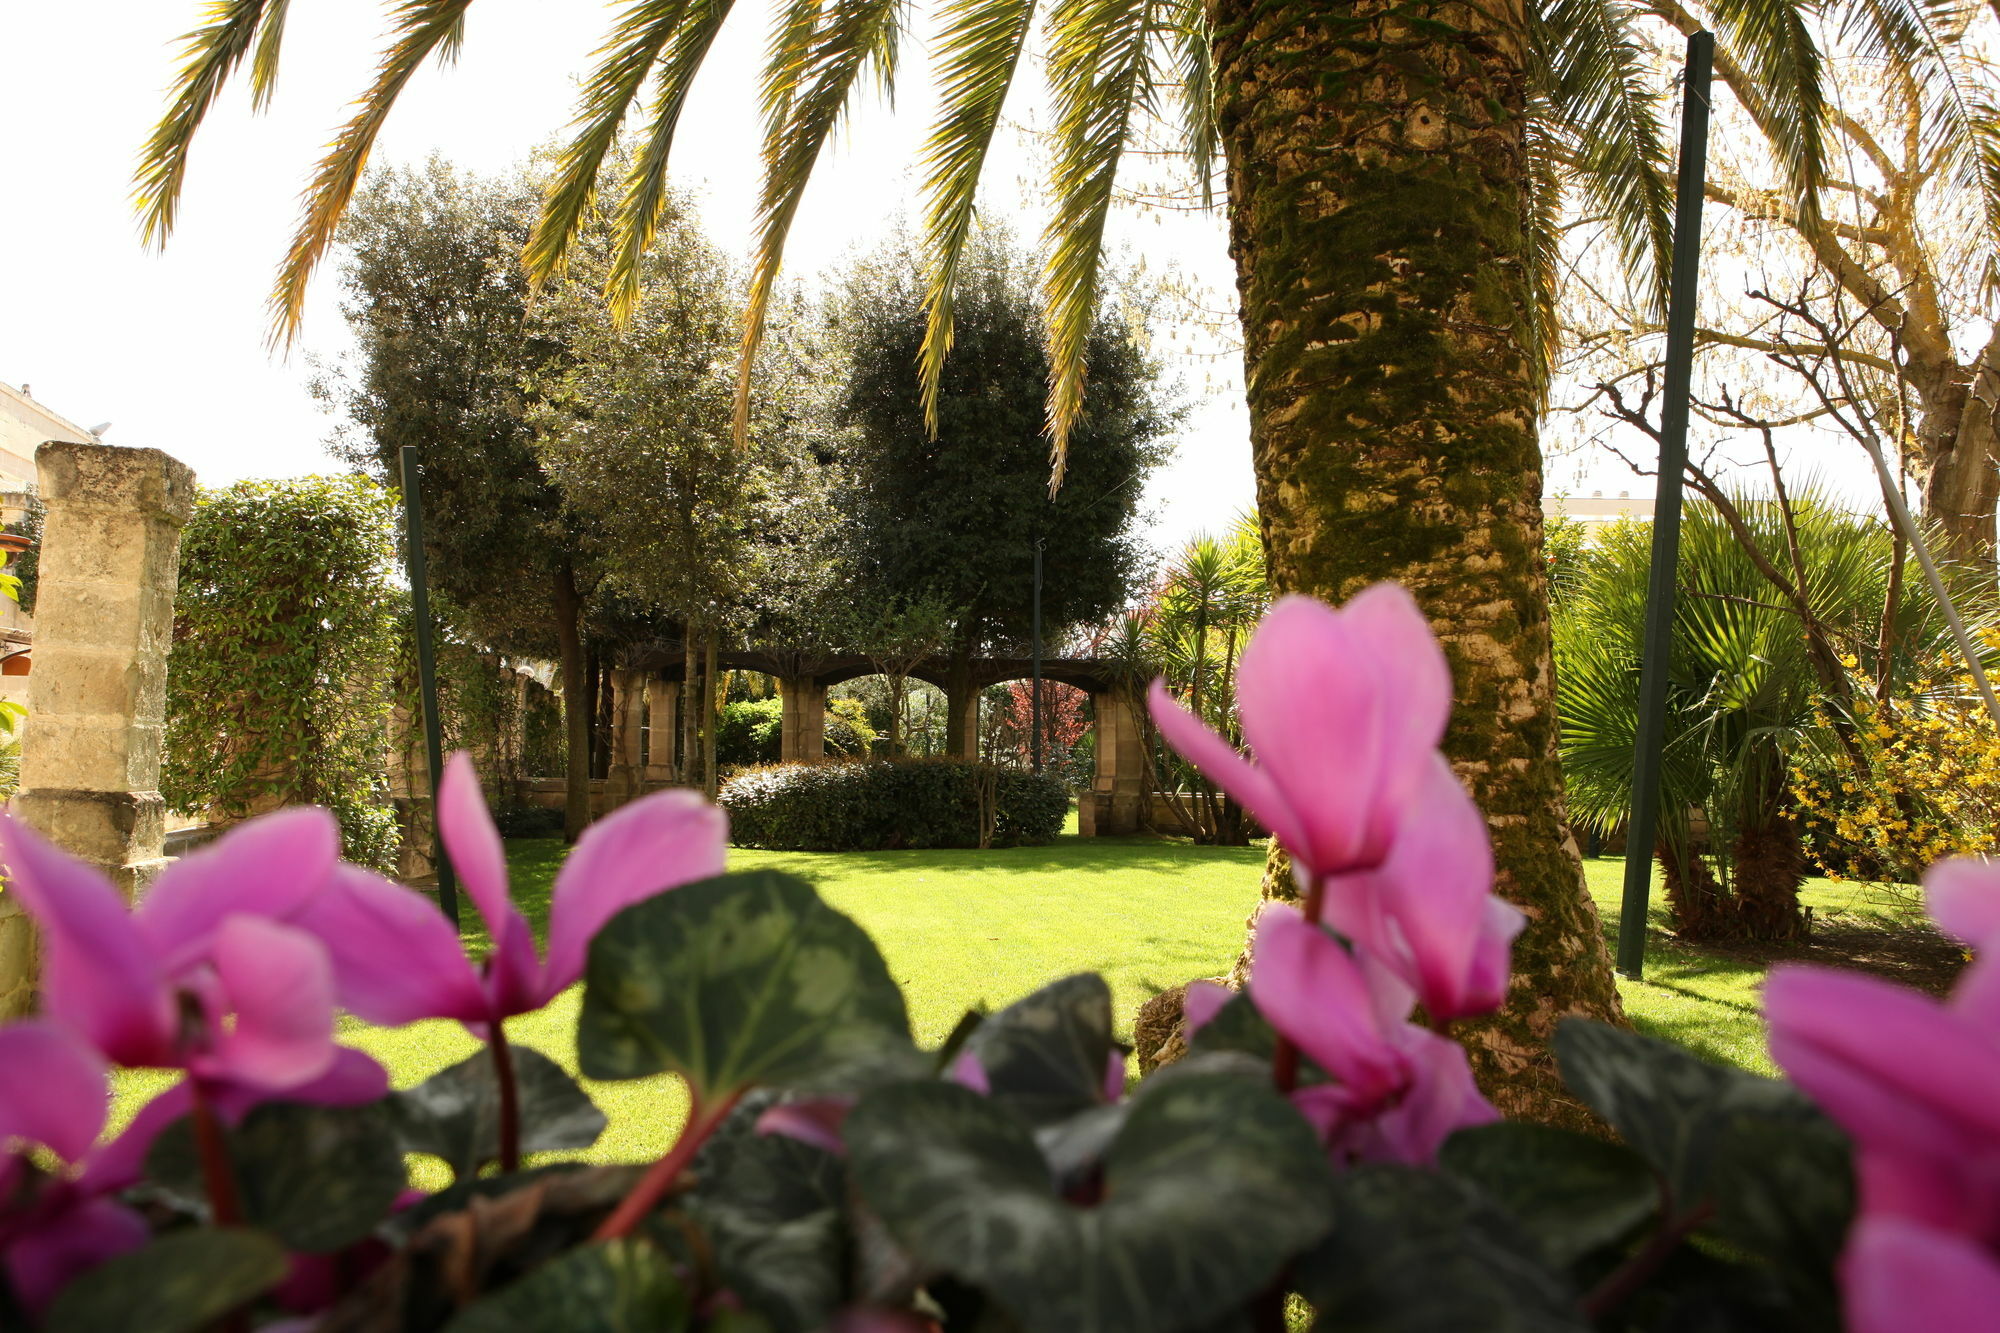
[716,697,785,768]
[720,757,1067,850]
[493,803,565,839]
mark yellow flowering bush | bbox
[1791,645,2000,885]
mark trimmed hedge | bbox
[720,758,1068,851]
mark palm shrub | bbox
[1556,494,1980,939]
[1127,519,1269,845]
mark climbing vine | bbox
[163,476,401,869]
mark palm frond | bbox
[524,1,692,291]
[250,0,294,109]
[1040,0,1154,487]
[915,0,1039,433]
[736,0,909,444]
[1519,104,1568,391]
[607,0,742,319]
[1839,0,2000,278]
[1533,0,1674,315]
[1156,0,1218,206]
[268,0,477,347]
[1704,0,1827,213]
[135,0,281,247]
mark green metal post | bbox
[399,446,460,928]
[1616,31,1714,979]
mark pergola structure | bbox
[597,646,1150,836]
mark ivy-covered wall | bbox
[163,475,402,870]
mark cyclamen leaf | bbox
[146,1100,407,1253]
[1439,1122,1658,1266]
[692,1129,850,1333]
[390,1043,608,1180]
[442,1238,692,1332]
[43,1228,288,1333]
[846,1072,1333,1333]
[578,870,914,1100]
[1293,1164,1588,1332]
[960,972,1116,1127]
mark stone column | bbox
[944,687,979,761]
[644,678,680,782]
[603,668,646,805]
[385,699,436,886]
[2,444,195,1016]
[1079,691,1148,836]
[779,678,826,763]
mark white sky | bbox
[0,0,1258,553]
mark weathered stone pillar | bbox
[2,444,195,1016]
[779,678,826,763]
[603,668,646,805]
[644,678,680,782]
[1079,691,1147,836]
[385,699,436,886]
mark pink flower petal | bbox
[1146,679,1307,865]
[1235,597,1383,872]
[134,807,341,970]
[1855,1153,1993,1236]
[1181,981,1233,1037]
[0,816,173,1066]
[1103,1049,1128,1103]
[1334,585,1453,846]
[1845,1215,2000,1333]
[947,1049,990,1094]
[756,1098,854,1156]
[539,787,727,1000]
[196,916,338,1093]
[1339,757,1504,1021]
[1249,905,1407,1106]
[0,1021,108,1165]
[3,1195,150,1316]
[1924,858,2000,946]
[295,867,488,1026]
[1355,1026,1499,1165]
[79,1084,191,1194]
[437,753,517,942]
[1765,965,2000,1151]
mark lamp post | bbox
[1616,30,1714,980]
[399,446,460,928]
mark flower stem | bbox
[1582,1197,1712,1319]
[489,1022,522,1174]
[592,1089,744,1243]
[189,1081,243,1228]
[1273,870,1330,1094]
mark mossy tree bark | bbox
[553,562,591,843]
[1213,0,1625,1126]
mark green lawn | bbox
[112,824,1939,1170]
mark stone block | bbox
[36,441,197,521]
[10,789,167,879]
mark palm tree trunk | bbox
[1212,0,1624,1127]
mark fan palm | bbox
[1557,492,1986,941]
[137,0,1993,1116]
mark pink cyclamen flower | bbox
[1149,588,1450,880]
[0,1022,149,1314]
[1249,905,1497,1165]
[1149,586,1521,1022]
[0,808,348,1093]
[299,752,728,1030]
[1765,856,2000,1333]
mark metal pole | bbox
[1616,30,1713,980]
[1031,539,1045,774]
[399,446,460,928]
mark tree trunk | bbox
[887,673,906,756]
[681,634,701,794]
[1212,0,1625,1128]
[703,632,720,802]
[1659,838,1731,942]
[1918,323,2000,573]
[552,563,591,843]
[945,637,977,760]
